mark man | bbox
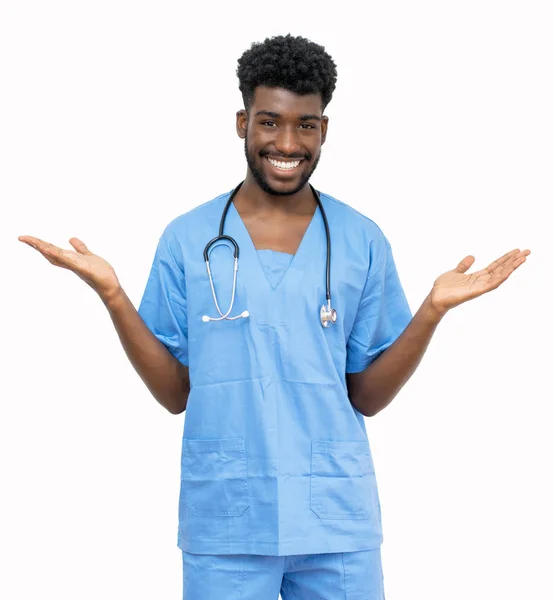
[19,34,530,600]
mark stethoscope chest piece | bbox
[320,302,337,328]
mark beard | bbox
[244,133,321,196]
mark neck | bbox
[234,171,317,217]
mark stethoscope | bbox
[202,181,337,328]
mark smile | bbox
[266,157,303,171]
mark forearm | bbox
[347,293,444,417]
[102,287,190,414]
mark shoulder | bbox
[318,191,390,274]
[149,189,233,266]
[318,190,388,244]
[161,190,231,241]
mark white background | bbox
[1,1,552,598]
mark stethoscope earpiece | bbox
[202,310,249,323]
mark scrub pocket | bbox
[310,440,374,520]
[181,437,250,517]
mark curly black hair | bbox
[237,34,337,112]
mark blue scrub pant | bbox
[182,548,385,599]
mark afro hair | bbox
[236,34,337,112]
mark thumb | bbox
[69,237,91,255]
[454,255,475,273]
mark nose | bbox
[274,125,301,157]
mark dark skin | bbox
[18,85,530,416]
[234,86,328,254]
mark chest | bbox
[241,213,313,255]
[182,197,373,384]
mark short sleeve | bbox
[138,228,189,366]
[346,236,412,374]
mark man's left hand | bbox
[430,248,531,317]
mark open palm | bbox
[18,235,120,299]
[430,248,531,315]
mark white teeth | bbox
[267,157,301,170]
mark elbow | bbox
[364,406,382,418]
[170,396,188,415]
[167,375,190,415]
[350,394,375,418]
[350,392,382,418]
[164,393,188,415]
[359,405,379,418]
[360,394,397,418]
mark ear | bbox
[321,115,329,145]
[236,109,248,139]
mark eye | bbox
[299,123,315,130]
[261,121,277,127]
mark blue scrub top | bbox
[138,187,413,556]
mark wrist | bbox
[422,292,447,325]
[101,285,125,310]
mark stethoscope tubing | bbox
[202,180,334,324]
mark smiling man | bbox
[19,34,530,600]
[241,86,325,194]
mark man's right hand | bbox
[18,236,121,303]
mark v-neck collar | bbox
[227,197,322,294]
[256,250,294,290]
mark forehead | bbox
[251,86,323,116]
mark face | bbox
[236,86,328,196]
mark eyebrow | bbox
[254,110,321,122]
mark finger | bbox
[19,238,62,266]
[485,254,529,290]
[453,255,476,273]
[508,253,530,272]
[484,248,520,274]
[69,237,91,255]
[18,235,76,269]
[18,235,62,256]
[19,235,50,248]
[491,249,531,276]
